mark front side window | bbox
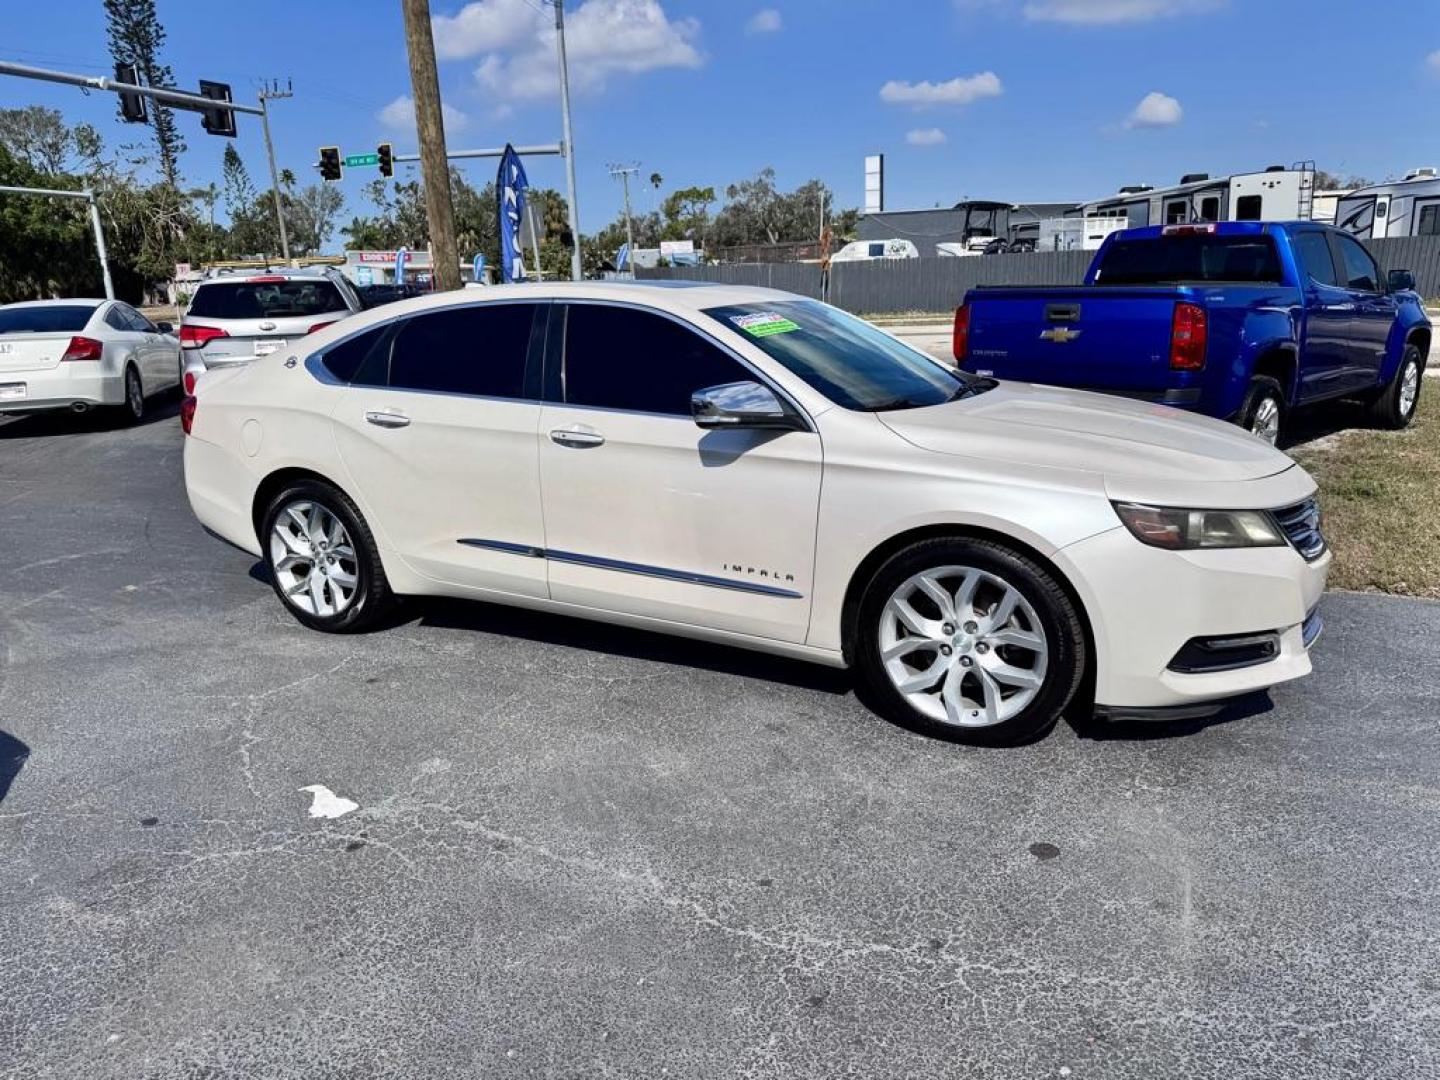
[1334,235,1379,292]
[562,304,751,415]
[703,300,981,412]
[387,303,537,398]
[1291,232,1341,287]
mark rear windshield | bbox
[187,280,347,320]
[1094,235,1283,285]
[0,305,97,333]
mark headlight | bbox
[1112,502,1287,551]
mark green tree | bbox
[660,185,715,243]
[104,0,186,189]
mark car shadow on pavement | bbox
[0,395,181,439]
[0,730,31,806]
[1065,690,1274,742]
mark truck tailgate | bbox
[963,287,1185,394]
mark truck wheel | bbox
[1237,376,1285,445]
[1366,344,1424,430]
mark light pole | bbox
[554,0,584,280]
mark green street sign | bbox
[343,153,380,167]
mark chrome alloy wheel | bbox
[878,565,1048,728]
[1251,396,1281,445]
[1400,359,1420,418]
[125,368,144,418]
[269,500,359,617]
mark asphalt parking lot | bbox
[2,404,1439,1080]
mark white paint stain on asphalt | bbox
[300,784,359,819]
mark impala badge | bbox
[1040,327,1082,344]
[259,321,277,331]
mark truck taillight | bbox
[180,394,197,435]
[60,335,103,362]
[953,303,971,362]
[1170,302,1207,371]
[180,325,228,350]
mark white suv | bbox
[182,283,1328,745]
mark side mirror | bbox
[1387,269,1416,293]
[691,380,805,431]
[155,321,173,334]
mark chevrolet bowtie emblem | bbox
[1040,327,1082,343]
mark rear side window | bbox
[0,305,96,333]
[1333,235,1380,292]
[562,304,751,415]
[387,303,537,398]
[187,280,348,320]
[320,326,389,382]
[1094,235,1283,285]
[1291,232,1341,287]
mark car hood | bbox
[877,381,1295,485]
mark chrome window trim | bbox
[458,538,804,599]
[552,298,817,433]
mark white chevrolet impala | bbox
[183,283,1328,745]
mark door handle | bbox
[365,410,411,429]
[550,427,604,448]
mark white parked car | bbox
[183,283,1328,745]
[0,298,181,422]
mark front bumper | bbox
[1056,526,1329,709]
[0,368,126,413]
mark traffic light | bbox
[318,147,342,182]
[377,143,393,178]
[198,80,236,137]
[115,63,146,123]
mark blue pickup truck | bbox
[953,222,1431,443]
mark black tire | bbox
[259,478,397,633]
[852,537,1087,747]
[1365,343,1425,430]
[116,364,145,426]
[1236,375,1286,445]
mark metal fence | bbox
[636,235,1440,314]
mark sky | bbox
[3,0,1438,244]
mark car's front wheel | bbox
[260,479,396,633]
[853,537,1087,746]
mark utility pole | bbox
[0,185,114,299]
[258,79,292,263]
[555,0,584,280]
[608,164,639,274]
[400,0,461,292]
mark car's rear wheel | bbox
[117,364,145,426]
[853,537,1086,746]
[1237,375,1285,445]
[1366,343,1424,430]
[261,479,396,633]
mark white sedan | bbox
[182,283,1328,745]
[0,298,181,422]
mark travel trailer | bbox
[1077,164,1318,228]
[1333,169,1440,239]
[1036,216,1130,252]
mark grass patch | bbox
[1290,396,1440,597]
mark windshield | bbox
[187,280,347,320]
[0,305,97,334]
[702,300,986,411]
[1094,234,1282,285]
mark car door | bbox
[122,305,176,388]
[537,301,823,644]
[1329,232,1395,390]
[1288,230,1352,402]
[329,300,550,599]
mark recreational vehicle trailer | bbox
[1076,164,1318,228]
[1334,169,1440,240]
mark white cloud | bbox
[470,0,702,103]
[377,94,470,136]
[1021,0,1221,22]
[1124,90,1182,129]
[746,8,782,34]
[906,127,947,146]
[432,0,540,60]
[1427,49,1440,75]
[879,72,1003,107]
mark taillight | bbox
[182,370,197,395]
[952,303,971,362]
[307,320,338,334]
[60,335,103,362]
[180,395,197,436]
[180,325,228,350]
[1170,302,1207,371]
